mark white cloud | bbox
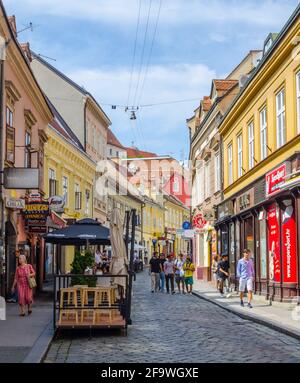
[4,0,298,28]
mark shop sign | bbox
[49,196,65,214]
[4,168,39,189]
[267,204,280,282]
[218,201,234,220]
[192,214,207,229]
[176,229,184,236]
[282,203,297,283]
[25,225,47,234]
[23,202,49,220]
[266,164,286,198]
[28,193,42,203]
[183,229,196,238]
[6,198,25,209]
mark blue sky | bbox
[4,0,300,160]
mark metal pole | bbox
[127,209,136,325]
[125,210,131,259]
[0,59,5,297]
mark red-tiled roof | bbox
[126,147,158,158]
[213,79,238,91]
[107,129,124,149]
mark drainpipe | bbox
[0,38,6,297]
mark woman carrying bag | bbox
[12,254,36,316]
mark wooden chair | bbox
[72,285,88,307]
[94,287,118,324]
[81,288,99,324]
[59,288,79,324]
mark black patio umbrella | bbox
[43,218,110,246]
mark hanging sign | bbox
[192,214,207,229]
[282,203,297,283]
[23,202,49,219]
[267,204,280,282]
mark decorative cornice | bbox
[24,109,37,126]
[5,80,21,103]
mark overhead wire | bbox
[132,0,153,108]
[126,0,142,109]
[136,0,163,107]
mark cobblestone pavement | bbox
[44,271,300,363]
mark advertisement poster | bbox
[282,202,297,283]
[267,204,280,282]
[265,164,286,198]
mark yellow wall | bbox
[221,21,300,199]
[44,126,96,272]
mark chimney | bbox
[8,15,17,38]
[20,42,32,62]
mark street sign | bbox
[182,221,191,230]
[28,192,42,203]
[183,229,196,238]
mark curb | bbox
[22,320,54,363]
[192,291,300,341]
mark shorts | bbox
[175,275,184,284]
[239,278,253,292]
[185,276,194,285]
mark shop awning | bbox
[43,218,110,245]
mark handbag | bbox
[27,265,37,289]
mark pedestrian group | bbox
[149,252,195,295]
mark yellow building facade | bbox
[216,6,300,301]
[44,116,95,272]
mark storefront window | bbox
[245,217,254,255]
[259,217,267,279]
[229,223,235,274]
[221,225,228,256]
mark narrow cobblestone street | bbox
[44,271,300,363]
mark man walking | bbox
[217,255,230,297]
[237,249,255,308]
[164,255,175,294]
[149,252,160,293]
[159,253,166,292]
[174,253,185,294]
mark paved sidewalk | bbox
[0,293,54,363]
[193,280,300,339]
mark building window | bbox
[24,131,31,168]
[237,134,243,178]
[248,122,254,170]
[228,144,233,185]
[173,177,180,193]
[6,107,15,163]
[204,160,210,199]
[85,190,90,215]
[49,168,57,197]
[296,71,300,133]
[276,89,286,148]
[75,183,82,210]
[260,107,268,160]
[62,176,68,206]
[109,148,113,156]
[215,152,221,192]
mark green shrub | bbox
[70,249,97,287]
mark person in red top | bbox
[12,254,36,316]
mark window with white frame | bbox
[237,134,243,178]
[276,89,286,148]
[49,168,57,197]
[62,176,68,206]
[228,144,233,185]
[215,152,221,192]
[204,160,210,199]
[248,122,254,170]
[296,71,300,133]
[260,107,268,160]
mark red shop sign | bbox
[282,203,297,283]
[193,214,207,229]
[267,204,280,282]
[265,164,286,198]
